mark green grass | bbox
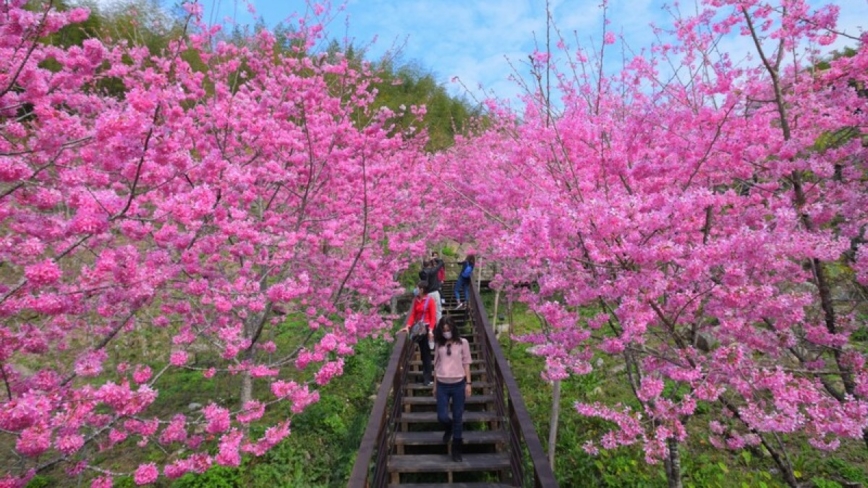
[481,290,868,488]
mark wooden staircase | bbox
[349,279,558,488]
[388,281,511,486]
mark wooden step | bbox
[404,381,493,392]
[399,411,501,423]
[408,368,485,376]
[389,483,515,488]
[403,394,495,406]
[388,453,511,473]
[409,359,484,367]
[394,430,508,446]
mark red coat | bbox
[406,294,437,332]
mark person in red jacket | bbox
[403,280,437,385]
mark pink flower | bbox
[604,32,616,45]
[271,380,299,399]
[24,260,62,286]
[74,350,108,377]
[314,359,344,385]
[203,404,231,434]
[56,433,85,455]
[215,430,243,466]
[68,7,90,23]
[170,351,188,366]
[132,365,152,384]
[159,415,188,445]
[133,463,159,485]
[91,475,113,488]
[16,425,51,457]
[237,401,265,424]
[637,377,664,402]
[248,364,278,378]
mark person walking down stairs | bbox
[454,254,475,310]
[403,281,437,385]
[420,258,444,321]
[432,316,472,462]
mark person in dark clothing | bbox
[431,251,446,284]
[420,258,445,320]
[454,254,475,309]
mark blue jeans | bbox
[436,380,466,440]
[454,277,469,303]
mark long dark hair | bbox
[434,316,461,347]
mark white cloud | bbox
[181,0,868,102]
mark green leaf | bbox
[718,462,729,474]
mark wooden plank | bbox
[409,359,483,367]
[388,453,511,473]
[399,411,501,423]
[394,430,508,446]
[402,394,495,406]
[407,368,485,376]
[404,381,493,391]
[389,483,515,488]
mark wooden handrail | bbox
[469,280,559,488]
[348,331,409,488]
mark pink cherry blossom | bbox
[133,463,158,485]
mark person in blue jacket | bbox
[454,254,475,309]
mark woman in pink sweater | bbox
[432,316,472,462]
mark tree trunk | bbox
[240,371,252,407]
[492,288,501,330]
[760,434,799,488]
[476,256,482,295]
[548,379,560,470]
[664,438,683,488]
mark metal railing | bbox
[468,279,559,488]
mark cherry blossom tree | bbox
[435,1,867,486]
[1,1,432,485]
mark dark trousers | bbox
[436,380,466,440]
[454,277,470,303]
[416,337,432,384]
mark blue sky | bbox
[197,1,867,102]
